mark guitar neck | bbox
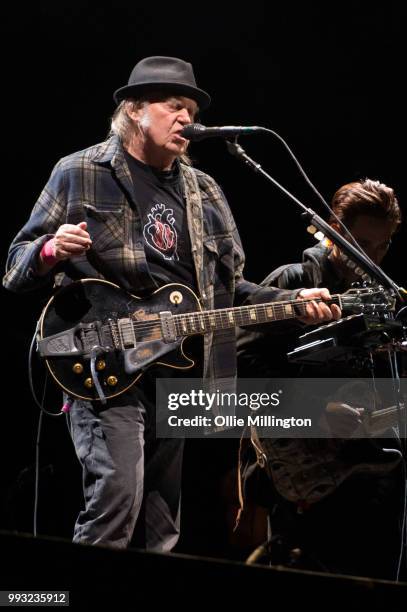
[367,404,405,434]
[172,295,343,336]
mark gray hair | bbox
[109,99,146,144]
[109,98,192,165]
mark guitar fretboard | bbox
[369,404,405,433]
[172,295,342,336]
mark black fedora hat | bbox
[113,56,211,110]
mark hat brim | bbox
[113,81,211,110]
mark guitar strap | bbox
[85,247,123,287]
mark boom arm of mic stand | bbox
[304,211,402,294]
[225,139,406,302]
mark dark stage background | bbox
[1,1,405,559]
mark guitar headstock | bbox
[341,285,396,315]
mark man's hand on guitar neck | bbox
[297,287,342,325]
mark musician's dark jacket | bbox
[3,135,297,388]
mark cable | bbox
[260,127,381,255]
[33,373,48,537]
[28,318,63,417]
[396,306,407,321]
[383,344,406,581]
[396,462,407,581]
[29,318,64,536]
[260,127,403,300]
[389,348,406,444]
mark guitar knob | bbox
[107,376,118,387]
[84,378,93,388]
[72,363,84,374]
[96,360,106,371]
[169,290,183,305]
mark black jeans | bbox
[67,376,184,551]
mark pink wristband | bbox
[40,238,58,267]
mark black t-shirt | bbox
[125,152,203,371]
[124,151,197,293]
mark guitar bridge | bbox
[160,311,177,343]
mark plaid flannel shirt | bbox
[3,135,296,385]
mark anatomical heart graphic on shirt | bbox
[143,203,179,260]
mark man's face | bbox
[134,94,198,158]
[344,214,397,265]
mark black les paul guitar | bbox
[37,278,394,401]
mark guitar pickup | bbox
[117,317,136,348]
[160,311,177,343]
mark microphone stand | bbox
[226,138,407,464]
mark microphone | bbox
[181,123,263,141]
